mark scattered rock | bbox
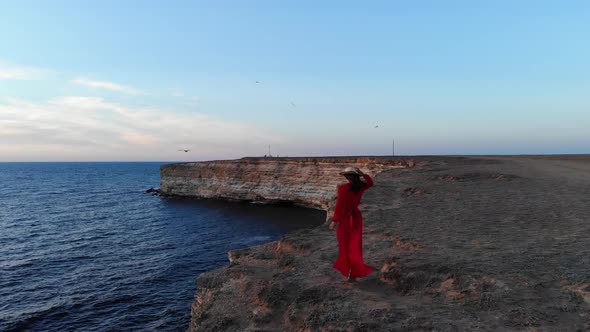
[402,187,428,197]
[228,251,240,265]
[379,258,402,285]
[145,187,161,195]
[393,237,423,253]
[439,278,464,299]
[277,255,294,268]
[429,175,460,181]
[562,283,590,303]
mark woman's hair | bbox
[348,175,363,193]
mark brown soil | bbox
[189,155,590,331]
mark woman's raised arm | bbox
[362,173,373,188]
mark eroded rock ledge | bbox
[160,157,413,221]
[183,156,590,331]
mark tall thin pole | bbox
[268,145,271,157]
[392,138,395,158]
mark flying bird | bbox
[255,81,260,83]
[291,102,296,107]
[374,125,379,128]
[178,149,191,152]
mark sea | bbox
[0,162,324,331]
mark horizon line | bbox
[1,153,589,163]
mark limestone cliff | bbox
[160,157,411,220]
[185,156,590,331]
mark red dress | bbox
[332,174,374,278]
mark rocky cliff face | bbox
[185,156,590,331]
[160,157,412,220]
[160,157,421,331]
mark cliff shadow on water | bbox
[161,196,326,236]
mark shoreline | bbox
[160,157,414,222]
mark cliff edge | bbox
[180,156,590,331]
[160,157,411,221]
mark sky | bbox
[1,0,589,161]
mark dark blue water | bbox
[0,162,324,331]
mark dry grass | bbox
[190,155,590,331]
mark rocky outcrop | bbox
[144,187,161,196]
[185,156,590,331]
[160,157,412,221]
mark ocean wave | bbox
[90,294,140,310]
[2,301,72,332]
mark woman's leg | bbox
[348,215,374,278]
[333,216,351,277]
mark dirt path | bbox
[189,156,590,331]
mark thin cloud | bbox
[167,89,200,108]
[121,132,160,145]
[72,78,144,95]
[167,88,185,97]
[0,62,51,80]
[180,96,200,108]
[0,96,283,161]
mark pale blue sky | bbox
[1,1,588,161]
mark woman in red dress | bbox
[329,167,374,281]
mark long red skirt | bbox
[333,213,374,278]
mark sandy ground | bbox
[190,156,590,331]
